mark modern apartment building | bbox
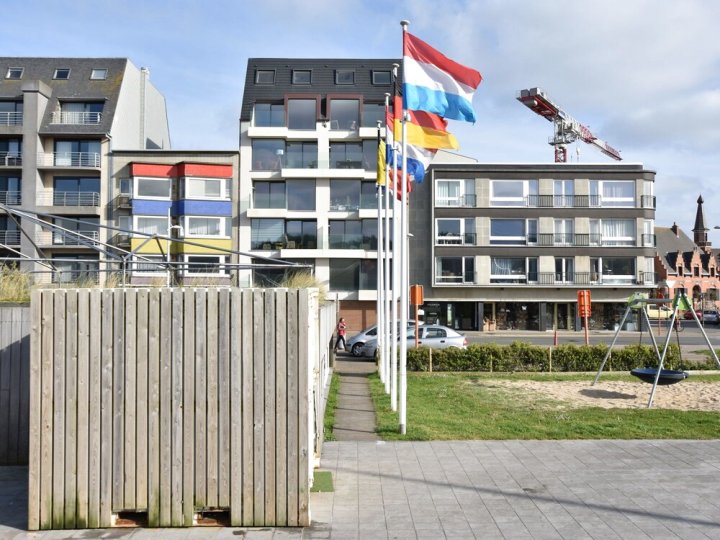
[109,150,239,285]
[0,57,169,283]
[410,163,658,331]
[238,58,398,327]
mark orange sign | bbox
[577,290,591,318]
[410,284,424,305]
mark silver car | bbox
[359,324,467,358]
[346,321,418,357]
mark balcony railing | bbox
[436,194,476,208]
[252,239,318,250]
[522,194,604,207]
[0,112,23,126]
[36,230,100,246]
[50,111,102,125]
[0,152,22,166]
[435,272,475,284]
[0,191,21,205]
[641,195,656,209]
[534,233,603,247]
[37,191,101,207]
[37,152,101,168]
[437,232,476,245]
[488,271,657,286]
[0,230,21,245]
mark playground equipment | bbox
[592,292,720,407]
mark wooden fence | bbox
[0,305,30,465]
[28,287,330,530]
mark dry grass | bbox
[281,271,328,304]
[0,267,31,303]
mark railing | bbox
[487,271,655,286]
[0,112,23,126]
[328,235,363,249]
[435,194,476,208]
[37,191,100,207]
[525,194,601,207]
[329,203,360,212]
[37,151,101,168]
[0,191,21,205]
[0,152,22,166]
[36,230,99,246]
[0,230,20,245]
[51,270,100,284]
[50,111,102,125]
[435,272,475,284]
[534,233,603,246]
[641,195,656,209]
[437,232,476,245]
[252,239,318,250]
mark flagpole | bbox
[376,121,385,386]
[399,19,410,435]
[384,89,394,396]
[390,122,399,413]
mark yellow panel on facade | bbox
[130,238,168,254]
[176,238,232,254]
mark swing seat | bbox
[630,367,689,385]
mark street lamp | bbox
[167,224,184,286]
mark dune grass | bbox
[369,372,720,441]
[323,372,341,441]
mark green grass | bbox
[310,470,334,492]
[323,372,341,441]
[369,372,720,441]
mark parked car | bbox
[683,309,703,321]
[646,305,673,319]
[359,324,467,358]
[702,310,719,324]
[346,321,418,357]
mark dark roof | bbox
[240,58,401,121]
[0,57,130,135]
[656,226,702,272]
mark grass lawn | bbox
[369,372,720,441]
[323,371,340,441]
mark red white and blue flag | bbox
[403,32,482,123]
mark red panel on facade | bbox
[129,163,177,178]
[178,162,233,178]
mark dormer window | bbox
[335,70,355,85]
[53,68,71,80]
[5,67,23,80]
[255,70,275,84]
[90,68,107,80]
[292,70,311,84]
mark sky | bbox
[6,0,720,242]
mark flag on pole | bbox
[403,32,482,123]
[393,97,458,150]
[387,96,436,183]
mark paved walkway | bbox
[331,353,380,442]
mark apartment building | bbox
[410,163,658,331]
[109,150,239,285]
[238,58,398,327]
[0,57,169,283]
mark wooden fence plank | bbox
[217,288,231,509]
[0,309,10,464]
[135,289,149,511]
[286,290,299,526]
[229,289,243,526]
[275,292,288,525]
[99,290,114,527]
[264,290,276,525]
[64,291,78,529]
[52,290,66,529]
[159,289,172,525]
[182,290,195,526]
[39,293,55,529]
[253,290,265,524]
[87,290,102,528]
[171,290,184,526]
[297,290,310,526]
[28,293,43,530]
[194,288,207,509]
[112,289,125,512]
[147,290,161,527]
[206,289,219,509]
[124,290,137,510]
[7,307,22,464]
[76,291,90,528]
[17,307,31,465]
[241,290,254,525]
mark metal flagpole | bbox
[390,120,399,412]
[399,19,410,434]
[384,90,393,395]
[376,123,385,386]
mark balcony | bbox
[0,192,21,205]
[435,272,475,285]
[641,195,656,209]
[50,111,102,125]
[0,230,21,245]
[435,194,477,208]
[0,112,23,126]
[487,271,657,286]
[0,152,21,167]
[37,152,101,168]
[526,194,601,208]
[437,232,476,246]
[37,191,101,207]
[36,230,99,246]
[532,233,612,247]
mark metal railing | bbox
[50,111,102,125]
[435,194,476,208]
[0,230,21,245]
[437,232,476,245]
[0,112,23,126]
[0,152,22,166]
[0,191,21,205]
[36,230,100,246]
[435,272,475,284]
[534,233,603,246]
[37,152,101,168]
[37,191,101,207]
[525,194,602,207]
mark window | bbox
[490,219,536,245]
[255,69,275,84]
[292,70,311,84]
[56,102,104,124]
[252,139,285,170]
[253,258,314,287]
[590,180,635,207]
[362,219,378,250]
[131,255,164,274]
[285,142,317,168]
[90,68,107,80]
[554,219,574,245]
[52,217,99,245]
[329,98,359,129]
[134,176,171,199]
[360,181,377,209]
[0,101,23,126]
[253,180,315,211]
[553,180,574,207]
[251,219,284,249]
[490,180,537,206]
[436,218,476,245]
[435,257,475,284]
[185,255,228,276]
[134,216,168,236]
[436,179,476,207]
[490,257,537,284]
[5,67,23,80]
[0,176,20,204]
[54,139,101,166]
[591,218,635,246]
[53,68,71,80]
[643,220,654,247]
[53,177,100,206]
[330,179,361,211]
[184,177,228,199]
[329,220,362,249]
[287,98,317,129]
[329,259,377,291]
[184,217,230,237]
[285,220,317,248]
[330,142,363,168]
[593,257,635,284]
[555,257,575,283]
[362,102,385,128]
[253,103,284,127]
[52,255,99,284]
[372,71,391,85]
[335,70,355,85]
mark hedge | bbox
[405,341,719,372]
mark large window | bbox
[329,220,362,249]
[329,259,377,291]
[0,101,23,126]
[591,180,635,207]
[490,219,536,245]
[0,176,20,204]
[362,102,385,127]
[134,216,168,236]
[184,216,230,237]
[490,180,538,207]
[287,98,317,130]
[184,255,228,276]
[490,257,537,284]
[52,217,99,245]
[0,139,22,164]
[134,176,171,199]
[285,220,317,249]
[253,180,315,210]
[253,258,315,287]
[591,218,635,246]
[330,179,361,211]
[183,177,228,199]
[360,181,377,209]
[436,218,476,245]
[436,179,475,207]
[54,140,100,167]
[435,257,475,284]
[251,218,284,249]
[329,98,359,129]
[251,219,316,249]
[285,142,317,168]
[52,255,99,284]
[252,139,285,170]
[592,257,635,284]
[56,101,103,124]
[553,180,574,207]
[254,103,284,127]
[330,142,363,168]
[53,176,100,206]
[554,219,574,245]
[555,257,575,283]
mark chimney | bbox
[671,222,679,237]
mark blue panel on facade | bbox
[132,199,173,215]
[173,200,232,216]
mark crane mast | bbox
[517,87,621,163]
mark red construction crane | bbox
[517,87,621,163]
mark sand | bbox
[479,378,720,411]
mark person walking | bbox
[335,317,347,352]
